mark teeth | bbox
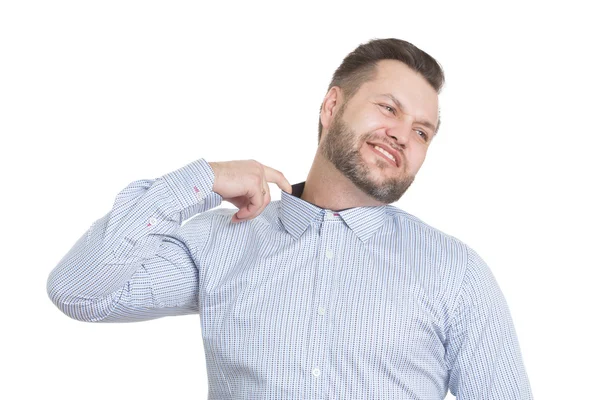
[374,145,396,163]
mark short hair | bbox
[318,38,445,143]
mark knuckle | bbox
[250,161,264,175]
[252,175,262,186]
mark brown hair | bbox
[318,38,445,143]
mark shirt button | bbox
[148,217,158,225]
[196,192,205,203]
[312,367,321,377]
[325,249,334,259]
[318,306,326,315]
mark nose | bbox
[386,118,412,147]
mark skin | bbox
[301,59,439,210]
[209,59,439,222]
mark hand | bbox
[208,160,292,223]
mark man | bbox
[47,38,533,399]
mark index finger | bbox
[263,165,293,194]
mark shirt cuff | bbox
[160,158,223,220]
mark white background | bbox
[1,1,598,399]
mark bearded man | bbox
[48,38,533,400]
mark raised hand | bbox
[208,160,292,223]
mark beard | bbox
[319,109,415,204]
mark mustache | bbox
[362,134,404,158]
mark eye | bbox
[415,129,429,142]
[378,104,396,115]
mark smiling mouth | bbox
[367,143,398,167]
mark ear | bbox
[320,86,344,133]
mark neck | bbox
[300,150,386,211]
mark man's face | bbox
[319,59,439,204]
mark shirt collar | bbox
[279,182,390,243]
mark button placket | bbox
[309,210,338,388]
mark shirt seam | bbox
[193,212,216,295]
[444,245,472,371]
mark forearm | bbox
[46,158,222,322]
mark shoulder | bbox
[387,205,493,273]
[385,205,473,258]
[384,205,496,303]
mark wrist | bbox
[207,161,220,193]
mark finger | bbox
[232,179,271,223]
[232,184,266,222]
[263,165,293,194]
[253,178,271,218]
[242,177,269,221]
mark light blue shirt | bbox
[47,158,533,399]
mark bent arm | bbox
[46,158,222,322]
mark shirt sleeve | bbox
[445,248,534,399]
[46,158,223,323]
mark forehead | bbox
[357,59,439,125]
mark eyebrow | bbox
[380,93,438,134]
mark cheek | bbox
[348,108,384,132]
[408,151,427,171]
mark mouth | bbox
[366,142,400,168]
